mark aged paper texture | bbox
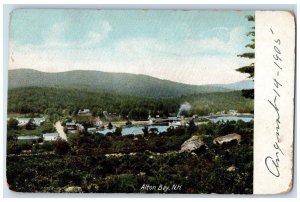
[254,11,295,194]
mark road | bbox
[55,121,68,141]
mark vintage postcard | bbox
[5,9,295,194]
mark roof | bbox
[16,117,46,122]
[43,133,59,137]
[33,118,46,122]
[16,118,31,122]
[18,136,40,140]
[43,133,59,141]
[213,133,241,145]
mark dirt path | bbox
[55,121,67,141]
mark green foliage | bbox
[236,15,255,99]
[25,119,37,130]
[236,63,254,78]
[187,119,197,135]
[108,122,113,129]
[8,87,253,118]
[242,89,254,99]
[245,43,255,49]
[54,139,71,155]
[141,126,148,135]
[41,121,56,133]
[246,15,255,21]
[181,91,254,115]
[237,53,255,59]
[125,120,132,126]
[7,121,253,193]
[113,127,122,136]
[7,118,19,130]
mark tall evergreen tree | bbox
[236,15,255,99]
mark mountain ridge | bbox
[8,69,253,98]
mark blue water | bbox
[208,116,254,123]
[96,116,253,136]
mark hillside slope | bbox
[9,69,232,98]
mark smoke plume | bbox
[177,102,192,117]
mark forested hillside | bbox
[9,69,250,98]
[8,87,254,119]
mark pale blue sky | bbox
[9,9,255,85]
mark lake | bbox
[208,116,254,123]
[96,116,253,136]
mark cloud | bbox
[9,25,253,85]
[112,26,247,59]
[39,20,112,48]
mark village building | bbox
[228,110,238,115]
[16,117,46,127]
[77,109,92,116]
[87,127,97,134]
[66,122,76,129]
[76,123,85,132]
[43,133,59,141]
[90,116,103,128]
[17,136,40,141]
[103,111,120,121]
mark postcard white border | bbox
[1,4,298,198]
[254,11,295,194]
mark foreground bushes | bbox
[6,121,253,193]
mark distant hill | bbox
[8,69,252,98]
[213,80,254,90]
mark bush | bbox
[54,139,71,155]
[7,118,19,130]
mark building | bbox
[33,117,46,126]
[16,118,31,127]
[90,116,103,128]
[66,122,77,130]
[87,127,97,134]
[17,136,40,141]
[76,124,85,132]
[103,111,120,121]
[43,133,59,141]
[228,110,238,115]
[78,109,92,116]
[216,111,226,115]
[16,117,46,127]
[192,115,199,119]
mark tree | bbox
[125,120,132,126]
[25,118,37,130]
[149,127,158,135]
[114,127,122,136]
[7,118,18,130]
[187,119,197,135]
[236,15,255,99]
[108,122,113,129]
[54,139,71,155]
[41,121,56,133]
[142,126,149,135]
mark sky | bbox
[9,9,255,85]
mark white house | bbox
[16,117,46,127]
[66,122,77,130]
[228,110,238,115]
[78,109,92,116]
[17,136,40,141]
[87,127,97,134]
[43,133,59,141]
[33,117,46,126]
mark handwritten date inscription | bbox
[265,28,284,178]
